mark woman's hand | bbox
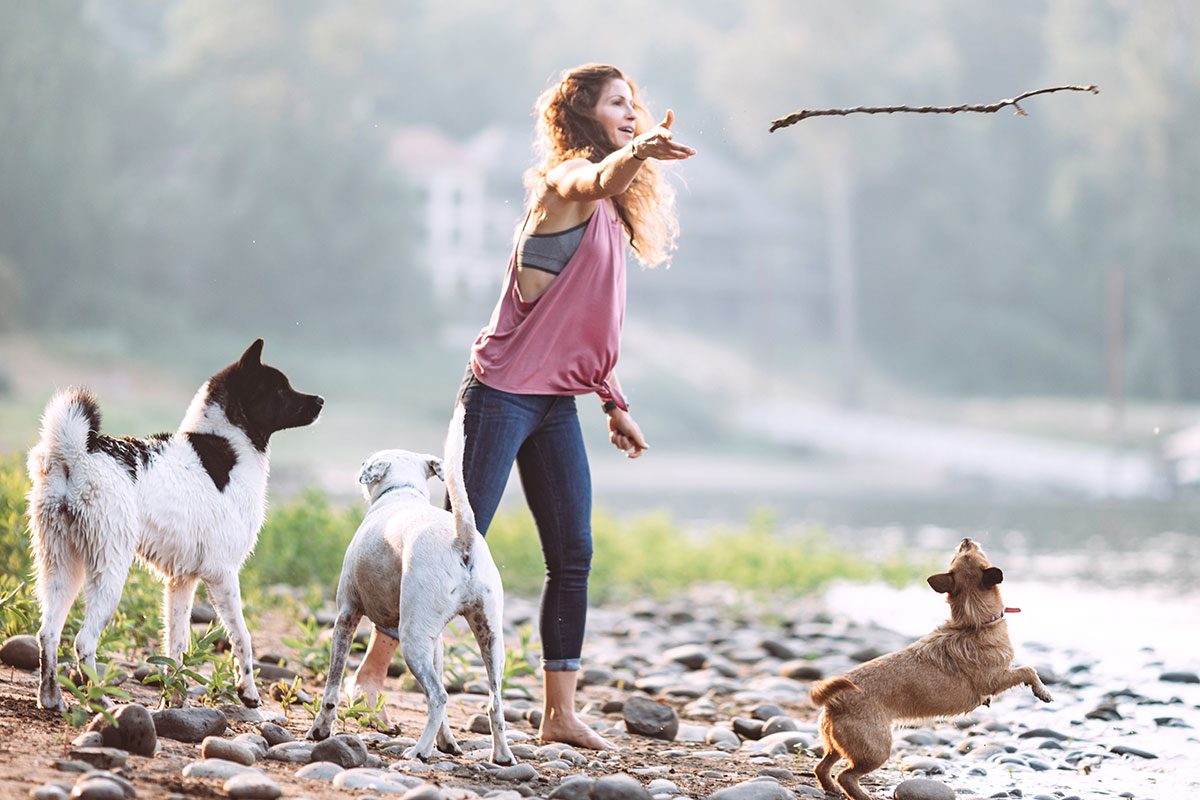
[631,110,696,162]
[607,408,648,459]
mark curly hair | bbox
[525,64,679,268]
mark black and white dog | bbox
[26,339,323,711]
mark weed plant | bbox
[57,663,132,727]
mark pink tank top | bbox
[471,199,628,410]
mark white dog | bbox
[305,403,514,766]
[26,339,323,711]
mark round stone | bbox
[68,777,125,800]
[295,761,344,782]
[152,708,227,743]
[0,635,39,670]
[893,778,956,800]
[201,736,257,766]
[182,760,262,780]
[223,771,282,799]
[709,778,794,800]
[591,774,653,800]
[623,696,680,741]
[258,723,293,747]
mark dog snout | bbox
[958,538,976,551]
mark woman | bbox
[355,64,694,750]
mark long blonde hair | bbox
[525,64,679,268]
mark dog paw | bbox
[402,745,432,761]
[1034,687,1053,703]
[306,721,332,741]
[238,690,261,709]
[38,694,66,713]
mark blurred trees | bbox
[0,1,1197,401]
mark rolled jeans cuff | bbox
[542,657,581,672]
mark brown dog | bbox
[811,538,1052,800]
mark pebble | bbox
[893,778,956,800]
[547,777,594,800]
[662,645,708,670]
[223,772,281,799]
[494,763,539,782]
[623,695,680,740]
[258,722,293,746]
[67,749,127,771]
[181,759,262,780]
[1110,745,1158,759]
[151,708,227,743]
[311,733,368,768]
[732,717,763,740]
[32,785,72,800]
[88,704,157,757]
[777,660,823,681]
[201,736,257,766]
[333,768,413,793]
[295,761,344,782]
[591,774,653,800]
[71,732,104,749]
[1159,670,1199,684]
[0,634,39,670]
[233,733,269,759]
[709,778,794,800]
[252,660,299,682]
[400,784,444,800]
[760,715,796,736]
[265,741,315,763]
[68,777,125,800]
[1016,728,1068,741]
[54,761,94,774]
[750,704,784,721]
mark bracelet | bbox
[631,143,646,161]
[601,399,618,414]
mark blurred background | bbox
[2,1,1199,596]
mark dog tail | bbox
[810,676,860,706]
[444,401,477,563]
[27,387,100,499]
[32,388,100,463]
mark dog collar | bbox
[374,482,420,502]
[982,607,1022,626]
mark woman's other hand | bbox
[607,408,648,458]
[631,110,696,162]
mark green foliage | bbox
[143,625,240,707]
[338,691,389,732]
[246,489,361,591]
[279,613,332,682]
[57,663,132,728]
[0,576,38,640]
[0,454,31,577]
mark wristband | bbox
[631,143,646,161]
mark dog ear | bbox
[981,567,1004,588]
[927,572,954,594]
[425,457,444,481]
[358,458,390,486]
[239,338,265,368]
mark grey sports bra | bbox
[516,214,592,275]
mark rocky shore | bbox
[2,586,1197,800]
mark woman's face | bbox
[592,78,637,149]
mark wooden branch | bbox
[769,84,1099,132]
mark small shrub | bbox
[58,663,132,728]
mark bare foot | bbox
[539,713,619,751]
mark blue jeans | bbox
[378,370,593,672]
